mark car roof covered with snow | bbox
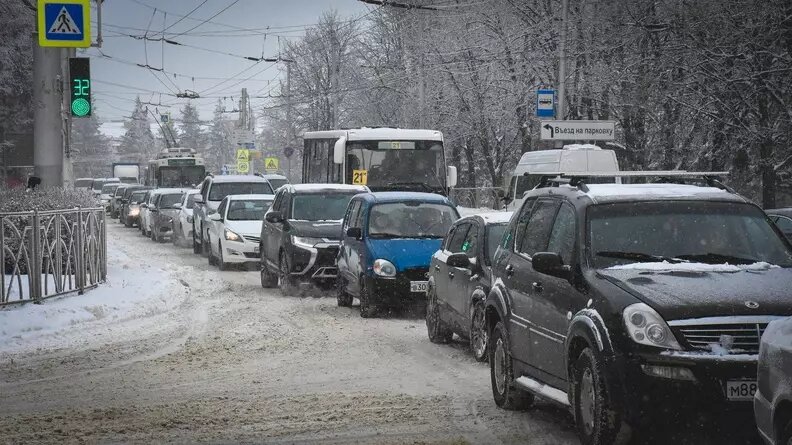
[454,210,513,226]
[258,174,287,180]
[208,175,270,184]
[151,188,188,195]
[357,191,454,206]
[225,194,275,201]
[525,183,748,205]
[287,183,369,194]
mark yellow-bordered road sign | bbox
[264,157,279,172]
[237,160,250,174]
[37,0,91,48]
[236,148,249,161]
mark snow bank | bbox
[607,261,779,273]
[0,242,183,349]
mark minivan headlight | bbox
[373,259,397,277]
[292,236,322,249]
[623,303,681,350]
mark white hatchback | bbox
[207,194,275,270]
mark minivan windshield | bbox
[368,202,459,239]
[158,193,184,209]
[292,193,357,221]
[209,182,273,201]
[101,184,120,194]
[589,201,792,269]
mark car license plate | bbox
[410,281,428,293]
[726,380,757,401]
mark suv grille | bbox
[677,323,768,354]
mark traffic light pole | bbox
[33,34,65,187]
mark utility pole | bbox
[555,0,569,148]
[285,60,293,180]
[33,36,65,187]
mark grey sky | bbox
[81,0,369,133]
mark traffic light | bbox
[69,57,91,117]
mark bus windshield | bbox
[159,166,205,188]
[345,140,445,192]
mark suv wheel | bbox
[217,242,228,271]
[260,263,277,288]
[426,286,452,342]
[359,279,378,318]
[192,225,201,254]
[490,321,534,410]
[336,278,353,307]
[277,252,293,295]
[469,300,488,362]
[572,347,621,445]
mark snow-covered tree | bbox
[71,102,111,177]
[178,102,206,151]
[206,100,233,173]
[117,97,158,165]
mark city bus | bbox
[302,128,457,195]
[146,147,206,188]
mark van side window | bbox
[547,204,576,265]
[519,200,560,257]
[512,198,537,252]
[353,203,366,229]
[345,201,361,230]
[447,223,470,253]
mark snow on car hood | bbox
[367,238,443,272]
[287,220,343,240]
[599,265,792,320]
[225,220,263,238]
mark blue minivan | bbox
[336,192,460,318]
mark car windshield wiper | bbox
[675,253,761,265]
[596,251,686,264]
[369,232,403,239]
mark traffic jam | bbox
[85,128,792,445]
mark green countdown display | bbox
[69,57,91,117]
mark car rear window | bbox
[209,182,273,201]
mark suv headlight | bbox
[292,236,323,249]
[623,303,681,350]
[373,259,397,277]
[224,229,242,241]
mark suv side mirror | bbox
[532,252,571,279]
[265,211,284,223]
[346,227,362,239]
[193,195,205,204]
[208,213,222,221]
[173,203,182,209]
[447,252,470,268]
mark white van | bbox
[503,144,620,211]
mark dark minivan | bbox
[485,174,792,444]
[259,184,369,294]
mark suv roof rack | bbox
[536,171,732,193]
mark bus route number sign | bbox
[352,169,368,185]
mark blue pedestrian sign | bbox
[536,89,555,118]
[37,0,91,48]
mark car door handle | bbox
[532,282,543,292]
[505,264,514,276]
[434,265,441,271]
[448,271,455,279]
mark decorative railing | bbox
[1,207,106,305]
[449,187,504,210]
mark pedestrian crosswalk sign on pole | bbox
[38,0,91,47]
[264,157,279,172]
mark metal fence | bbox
[449,187,504,210]
[1,207,107,306]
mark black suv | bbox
[259,184,369,294]
[486,173,792,444]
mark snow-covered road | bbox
[0,222,760,444]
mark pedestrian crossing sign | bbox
[264,157,279,172]
[38,0,91,48]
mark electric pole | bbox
[555,0,569,148]
[33,38,65,187]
